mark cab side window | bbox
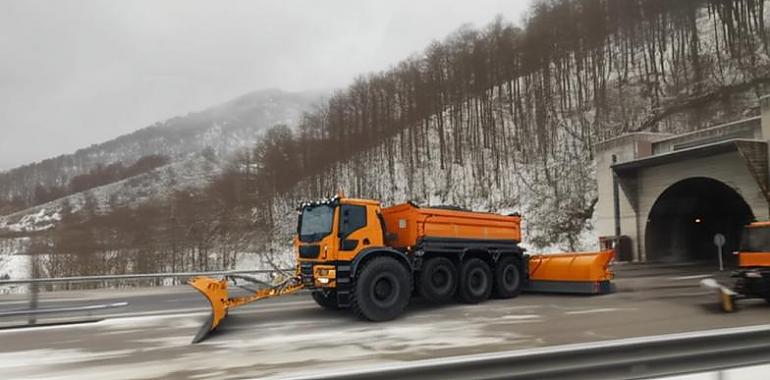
[339,205,367,239]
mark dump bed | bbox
[381,202,521,249]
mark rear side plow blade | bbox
[187,273,303,344]
[525,250,615,294]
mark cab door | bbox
[337,204,378,261]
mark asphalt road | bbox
[0,262,768,379]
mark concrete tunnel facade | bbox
[595,97,770,264]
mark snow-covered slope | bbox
[0,154,222,233]
[0,88,319,207]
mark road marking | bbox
[0,300,37,306]
[668,274,713,281]
[500,315,541,320]
[565,308,629,315]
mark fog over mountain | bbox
[0,0,531,171]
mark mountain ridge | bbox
[0,88,321,212]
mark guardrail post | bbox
[28,254,39,325]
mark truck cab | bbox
[295,195,407,315]
[295,195,388,285]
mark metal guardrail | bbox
[280,324,770,380]
[0,269,291,285]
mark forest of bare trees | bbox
[9,0,770,277]
[253,0,770,248]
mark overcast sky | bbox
[0,0,532,171]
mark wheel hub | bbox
[432,268,449,287]
[469,268,486,292]
[371,274,398,305]
[503,265,519,289]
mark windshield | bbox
[739,227,770,252]
[299,205,334,242]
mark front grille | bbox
[300,262,314,288]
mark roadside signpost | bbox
[713,233,726,271]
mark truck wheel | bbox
[458,258,492,304]
[417,257,457,302]
[352,256,411,321]
[311,291,341,311]
[493,256,522,299]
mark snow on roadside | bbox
[0,237,31,294]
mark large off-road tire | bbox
[311,291,341,311]
[457,258,493,304]
[493,256,522,299]
[417,256,457,302]
[351,256,411,321]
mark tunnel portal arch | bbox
[644,177,754,264]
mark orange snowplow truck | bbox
[704,221,770,312]
[189,195,614,343]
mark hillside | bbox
[0,154,219,233]
[0,88,319,211]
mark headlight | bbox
[312,265,336,285]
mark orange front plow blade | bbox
[525,250,615,294]
[187,273,304,344]
[188,276,230,343]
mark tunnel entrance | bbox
[645,177,754,265]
